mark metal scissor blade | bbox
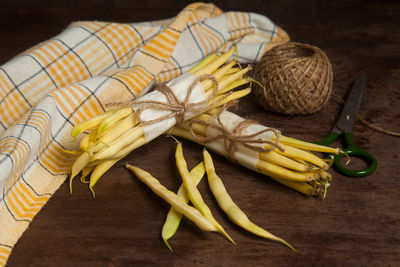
[335,74,367,133]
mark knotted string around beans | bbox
[132,74,228,126]
[186,103,284,160]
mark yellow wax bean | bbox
[60,147,82,155]
[71,135,111,179]
[71,107,119,140]
[207,88,251,108]
[166,127,199,142]
[125,164,217,232]
[188,53,217,74]
[80,166,94,184]
[87,129,99,145]
[69,152,91,193]
[110,136,146,160]
[271,143,329,170]
[193,46,235,76]
[92,125,144,161]
[175,143,235,244]
[87,137,147,195]
[97,106,133,135]
[79,134,91,151]
[179,118,207,136]
[217,66,251,94]
[89,157,123,198]
[161,161,206,251]
[85,158,109,168]
[205,107,221,116]
[278,135,340,154]
[203,149,296,251]
[259,150,310,172]
[225,67,241,75]
[190,113,211,123]
[311,168,333,183]
[256,160,317,182]
[98,112,137,141]
[79,112,137,159]
[77,113,136,159]
[201,61,235,92]
[217,77,250,94]
[267,174,315,196]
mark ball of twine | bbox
[253,42,333,115]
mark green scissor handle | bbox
[316,132,340,147]
[316,132,377,178]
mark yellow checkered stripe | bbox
[0,3,289,265]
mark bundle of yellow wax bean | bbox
[125,142,296,252]
[67,47,253,196]
[169,109,340,198]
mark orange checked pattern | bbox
[0,3,289,265]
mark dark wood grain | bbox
[2,1,399,266]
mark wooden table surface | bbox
[2,1,399,266]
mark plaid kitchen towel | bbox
[0,2,289,265]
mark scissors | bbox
[316,74,377,177]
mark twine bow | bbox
[187,104,284,159]
[132,74,220,126]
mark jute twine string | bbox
[130,74,224,126]
[253,42,333,115]
[186,103,284,159]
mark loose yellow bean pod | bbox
[125,164,217,232]
[175,143,235,244]
[203,149,296,251]
[161,161,206,251]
